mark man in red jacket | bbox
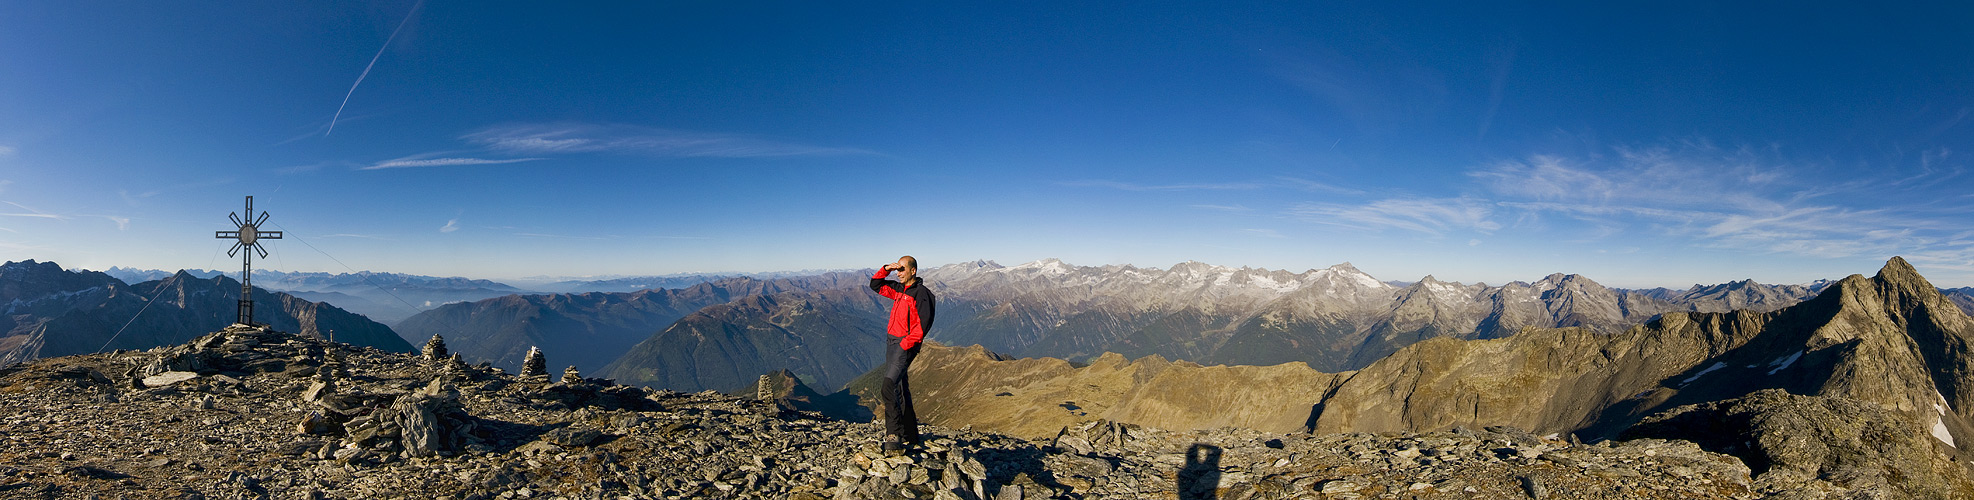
[870,255,935,452]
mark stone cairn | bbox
[441,352,468,375]
[519,346,548,380]
[560,365,582,385]
[421,334,448,363]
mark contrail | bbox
[327,0,424,136]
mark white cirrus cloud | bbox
[364,156,544,170]
[439,219,459,233]
[461,122,876,158]
[0,145,15,158]
[1291,197,1500,236]
[1446,143,1974,265]
[514,232,616,240]
[1,201,66,220]
[97,216,130,230]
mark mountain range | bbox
[521,268,860,294]
[2,260,410,365]
[102,267,877,325]
[18,256,1974,497]
[924,259,1825,372]
[394,273,874,378]
[834,257,1974,496]
[103,267,527,325]
[56,258,1974,398]
[879,257,1973,437]
[403,258,1853,394]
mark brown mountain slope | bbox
[846,343,1345,438]
[1313,256,1974,444]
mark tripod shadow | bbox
[1177,443,1222,500]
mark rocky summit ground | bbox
[0,326,1917,499]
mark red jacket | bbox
[870,269,936,350]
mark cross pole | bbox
[215,195,282,326]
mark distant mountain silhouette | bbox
[397,273,872,379]
[2,260,409,365]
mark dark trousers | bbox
[881,335,921,443]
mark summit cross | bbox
[214,195,282,326]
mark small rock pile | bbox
[0,326,1902,499]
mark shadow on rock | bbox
[1177,443,1222,500]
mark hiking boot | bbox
[882,439,906,456]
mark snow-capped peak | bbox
[1009,258,1075,275]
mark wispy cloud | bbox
[97,216,129,230]
[1190,204,1251,212]
[1290,197,1500,236]
[328,0,423,136]
[439,219,459,233]
[1242,228,1284,238]
[1061,180,1262,191]
[1276,176,1364,195]
[276,161,339,174]
[363,156,544,170]
[515,232,617,240]
[1,201,66,220]
[0,145,15,158]
[1442,144,1974,262]
[462,122,877,158]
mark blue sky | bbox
[3,2,1972,288]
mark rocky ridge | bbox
[1,326,1816,499]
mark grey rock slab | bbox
[142,371,199,387]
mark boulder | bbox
[297,411,341,435]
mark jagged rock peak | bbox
[1,259,54,272]
[1826,256,1948,304]
[1873,256,1928,289]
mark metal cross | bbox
[215,195,281,326]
